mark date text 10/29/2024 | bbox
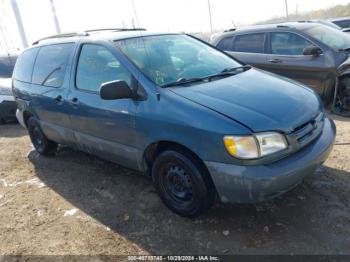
[127,256,220,261]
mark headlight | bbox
[224,132,287,159]
[0,86,12,96]
[255,132,288,157]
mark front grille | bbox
[288,112,325,149]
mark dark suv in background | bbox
[211,22,350,116]
[329,17,350,29]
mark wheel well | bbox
[332,74,350,116]
[144,141,208,175]
[143,140,216,194]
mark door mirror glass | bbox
[100,80,132,100]
[303,46,322,56]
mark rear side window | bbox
[13,48,39,83]
[270,32,313,55]
[217,37,233,51]
[233,33,265,53]
[76,44,131,92]
[32,43,74,87]
[333,20,350,29]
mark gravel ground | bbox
[0,114,349,256]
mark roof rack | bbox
[86,28,146,33]
[32,32,89,45]
[276,25,292,28]
[224,28,236,32]
[32,28,147,45]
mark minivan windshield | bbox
[304,24,350,51]
[115,34,242,86]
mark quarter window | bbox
[76,44,131,92]
[217,37,233,51]
[13,48,39,83]
[233,33,265,53]
[333,20,350,29]
[270,32,314,55]
[32,43,74,87]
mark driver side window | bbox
[76,44,131,92]
[270,32,314,55]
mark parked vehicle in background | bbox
[299,19,350,33]
[13,29,335,217]
[211,22,350,117]
[329,16,350,30]
[0,54,17,123]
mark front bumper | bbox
[0,95,16,122]
[205,117,336,204]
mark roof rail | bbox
[32,28,147,45]
[32,32,89,45]
[276,25,291,28]
[85,28,146,33]
[224,28,236,32]
[298,20,313,23]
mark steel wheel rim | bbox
[162,163,194,204]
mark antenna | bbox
[285,0,289,21]
[10,0,28,48]
[207,0,213,33]
[130,0,140,28]
[49,0,61,34]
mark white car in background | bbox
[0,54,17,123]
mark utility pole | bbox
[207,0,213,33]
[49,0,61,34]
[285,0,289,21]
[10,0,28,48]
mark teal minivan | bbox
[12,29,336,217]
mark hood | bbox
[170,68,321,133]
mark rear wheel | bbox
[27,117,57,155]
[152,149,215,218]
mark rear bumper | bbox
[0,95,16,122]
[205,117,336,204]
[16,109,26,128]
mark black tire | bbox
[152,148,215,218]
[27,117,57,155]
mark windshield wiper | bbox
[220,65,251,73]
[162,77,206,88]
[161,65,251,87]
[207,65,251,82]
[338,47,350,52]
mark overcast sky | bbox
[1,0,350,50]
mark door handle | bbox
[70,97,79,105]
[54,95,63,102]
[268,58,283,63]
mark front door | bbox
[266,32,330,95]
[67,43,140,169]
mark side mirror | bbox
[100,80,132,100]
[303,46,322,56]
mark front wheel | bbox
[152,149,215,218]
[27,117,57,155]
